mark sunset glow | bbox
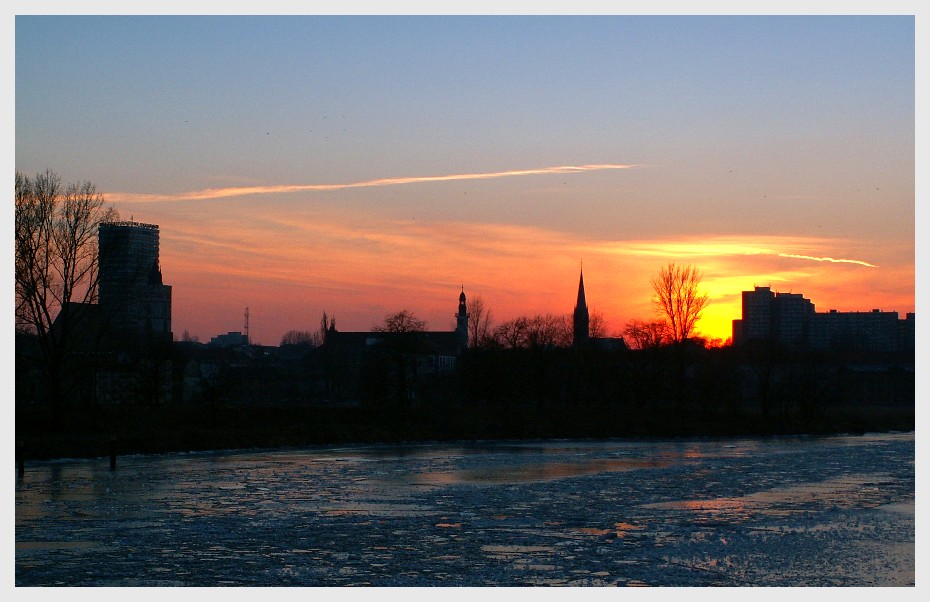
[14,14,914,346]
[124,199,909,344]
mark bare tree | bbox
[525,314,572,348]
[493,314,572,349]
[280,330,321,346]
[650,262,710,344]
[468,294,494,348]
[373,309,427,333]
[623,319,670,349]
[15,169,118,407]
[589,309,608,339]
[493,316,529,349]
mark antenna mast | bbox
[244,307,250,344]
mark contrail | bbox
[107,163,639,204]
[778,253,878,268]
[610,238,878,269]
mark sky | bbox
[11,3,919,346]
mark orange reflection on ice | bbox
[574,521,644,539]
[673,498,749,514]
[414,458,669,486]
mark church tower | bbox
[456,287,469,350]
[573,269,589,348]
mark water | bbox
[15,432,914,586]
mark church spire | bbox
[576,268,587,312]
[573,267,589,348]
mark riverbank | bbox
[15,401,915,462]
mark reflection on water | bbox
[644,474,894,517]
[413,457,670,485]
[16,433,914,586]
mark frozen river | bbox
[16,431,914,586]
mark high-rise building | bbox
[732,287,814,347]
[735,286,775,343]
[772,292,815,345]
[98,221,172,340]
[733,285,910,353]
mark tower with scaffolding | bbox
[98,220,172,342]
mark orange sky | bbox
[110,177,913,345]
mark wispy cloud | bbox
[601,236,879,269]
[108,164,639,204]
[777,253,878,268]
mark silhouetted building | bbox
[93,221,173,403]
[733,286,912,353]
[322,289,470,404]
[732,286,815,347]
[98,221,172,341]
[573,268,589,348]
[735,286,774,343]
[810,309,904,353]
[900,313,915,352]
[209,331,250,348]
[773,292,815,345]
[590,336,628,352]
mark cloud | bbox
[107,163,640,204]
[777,253,878,268]
[605,236,879,269]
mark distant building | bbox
[732,286,912,353]
[98,221,172,341]
[209,331,250,348]
[325,289,468,358]
[321,289,470,403]
[590,336,628,352]
[810,309,903,353]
